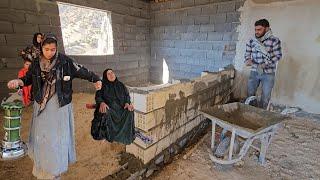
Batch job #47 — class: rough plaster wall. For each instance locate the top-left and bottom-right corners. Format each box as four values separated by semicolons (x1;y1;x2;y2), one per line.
234;0;320;113
150;0;244;83
0;0;150;100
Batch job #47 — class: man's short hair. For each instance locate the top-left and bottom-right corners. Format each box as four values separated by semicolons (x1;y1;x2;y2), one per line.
255;19;270;27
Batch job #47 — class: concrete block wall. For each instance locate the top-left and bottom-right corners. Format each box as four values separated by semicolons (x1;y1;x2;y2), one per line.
127;67;235;164
0;0;150;100
150;0;244;83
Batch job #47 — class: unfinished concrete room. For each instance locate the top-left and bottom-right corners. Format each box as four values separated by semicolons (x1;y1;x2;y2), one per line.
0;0;319;179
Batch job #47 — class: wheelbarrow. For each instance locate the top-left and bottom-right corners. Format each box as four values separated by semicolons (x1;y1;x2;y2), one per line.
199;102;288;166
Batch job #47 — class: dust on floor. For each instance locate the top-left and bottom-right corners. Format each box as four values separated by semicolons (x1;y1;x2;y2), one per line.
154;115;320;180
0;93;125;180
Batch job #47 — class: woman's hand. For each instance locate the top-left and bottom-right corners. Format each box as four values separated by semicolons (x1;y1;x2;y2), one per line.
94;81;102;90
7;79;24;89
124;103;134;111
99;102;109;113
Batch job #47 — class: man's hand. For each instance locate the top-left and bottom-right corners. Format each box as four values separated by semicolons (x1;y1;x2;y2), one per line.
124;103;134;111
99;102;109;113
7;79;24;89
94;81;102;90
245;59;253;66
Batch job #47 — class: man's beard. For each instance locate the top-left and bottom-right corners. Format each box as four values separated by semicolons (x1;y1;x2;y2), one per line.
255;30;267;38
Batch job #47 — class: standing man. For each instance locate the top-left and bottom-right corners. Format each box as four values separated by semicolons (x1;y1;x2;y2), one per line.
244;19;282;109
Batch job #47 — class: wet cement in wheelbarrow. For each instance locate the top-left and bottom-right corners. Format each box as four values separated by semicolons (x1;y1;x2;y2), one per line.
202;104;286;131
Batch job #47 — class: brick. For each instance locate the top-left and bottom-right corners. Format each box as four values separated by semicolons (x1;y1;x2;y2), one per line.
39;2;59;15
198;42;213;50
10;0;37;12
118;61;139;70
136;34;146;40
165;26;176;33
217;1;236;13
222;32;233;41
130;7;141;17
136;19;148;27
50;16;61;26
124;16;136;25
0;0;9;8
0;35;6;45
201;4;218;15
175;25;188;33
13;23;39;35
39;25;62;36
111;14;124;24
210;13;226;24
214;23;232;32
0;21;13;33
208;32;223;41
5;34;33;46
194;16;210;25
207;50;223;60
0;9;25;23
26;14;50;25
200;24;215;32
181;0;194;8
187;7;202;16
171;0;182;9
195;0;210;5
226;12;240;23
187;25;200;32
174;41;186;48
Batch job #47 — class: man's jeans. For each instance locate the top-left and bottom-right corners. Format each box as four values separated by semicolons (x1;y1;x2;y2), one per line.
247;71;275;109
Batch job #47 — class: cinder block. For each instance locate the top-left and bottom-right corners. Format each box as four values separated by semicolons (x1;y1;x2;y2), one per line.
111;14;124;24
201;4;218;15
208;32;223;41
0;9;25;23
217;1;236;13
0;46;19;58
129;68;234;113
126;116;205;164
187;25;200;33
39;25;62;36
171;0;182;9
39;2;59;15
124;16;136;25
214;23;232;32
223;32;234;41
206;50;223;60
200;24;215;32
0;0;9;8
0;35;6;45
26;14;50;25
182;17;194;25
194;16;210;25
50;16;61;26
182;0;195;8
10;0;37;12
174;41;186;48
210;13;226;24
165;26;176;34
187;7;202;16
130;7;141;17
13;23;39;35
5;34;33;46
195;0;210;5
226;12;240;23
0;21;13;33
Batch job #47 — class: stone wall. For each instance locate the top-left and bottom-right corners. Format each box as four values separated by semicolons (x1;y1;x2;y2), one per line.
150;0;244;83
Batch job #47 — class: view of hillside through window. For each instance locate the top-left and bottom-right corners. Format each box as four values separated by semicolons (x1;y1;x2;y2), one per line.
58;2;114;55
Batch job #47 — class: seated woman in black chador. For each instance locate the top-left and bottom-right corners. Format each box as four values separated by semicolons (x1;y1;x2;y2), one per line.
91;69;135;145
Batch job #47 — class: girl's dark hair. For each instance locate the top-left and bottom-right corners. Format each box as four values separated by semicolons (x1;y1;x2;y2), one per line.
32;33;43;47
42;38;57;47
24;59;32;63
255;19;270;28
